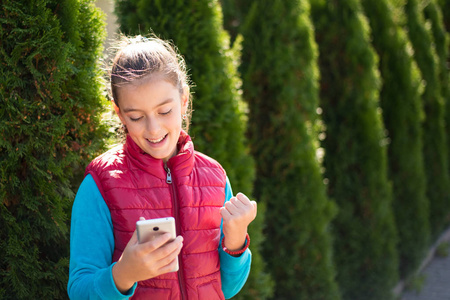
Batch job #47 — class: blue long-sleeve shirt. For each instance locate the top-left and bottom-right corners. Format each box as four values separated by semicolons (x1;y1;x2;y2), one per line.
68;174;251;299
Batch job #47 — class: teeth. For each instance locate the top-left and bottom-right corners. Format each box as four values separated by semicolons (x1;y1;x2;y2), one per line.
148;135;165;143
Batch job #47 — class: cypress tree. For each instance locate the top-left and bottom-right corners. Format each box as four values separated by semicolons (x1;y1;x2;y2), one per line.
423;0;450;188
436;0;449;32
404;0;450;238
220;0;243;43
0;0;107;298
114;1;273;298
360;0;429;278
309;0;399;299
230;1;340;299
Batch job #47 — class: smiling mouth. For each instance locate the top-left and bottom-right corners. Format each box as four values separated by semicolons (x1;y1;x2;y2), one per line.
147;134;167;144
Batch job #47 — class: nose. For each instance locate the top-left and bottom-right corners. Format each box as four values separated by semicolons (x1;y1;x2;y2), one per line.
145;116;161;135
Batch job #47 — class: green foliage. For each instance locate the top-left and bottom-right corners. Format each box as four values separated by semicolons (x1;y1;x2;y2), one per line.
436;241;450;257
220;0;245;44
237;198;275;300
435;0;449;32
404;273;426;293
309;0;399;299
224;0;340;299
114;0;273;298
360;0;429;277
404;0;450;238
0;0;107;298
423;0;450;196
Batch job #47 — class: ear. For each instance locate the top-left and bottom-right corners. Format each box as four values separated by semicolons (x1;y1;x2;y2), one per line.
112;100;126;125
181;85;190;115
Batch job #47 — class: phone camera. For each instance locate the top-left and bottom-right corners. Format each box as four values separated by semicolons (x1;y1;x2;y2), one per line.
153;226;159;231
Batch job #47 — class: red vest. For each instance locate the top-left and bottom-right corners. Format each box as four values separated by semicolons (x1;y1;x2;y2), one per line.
85;132;226;300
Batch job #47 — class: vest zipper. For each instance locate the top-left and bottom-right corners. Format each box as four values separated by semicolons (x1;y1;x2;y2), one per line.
164;165;187;300
166;166;172;184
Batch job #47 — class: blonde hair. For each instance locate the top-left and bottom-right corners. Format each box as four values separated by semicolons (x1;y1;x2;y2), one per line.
110;35;192;131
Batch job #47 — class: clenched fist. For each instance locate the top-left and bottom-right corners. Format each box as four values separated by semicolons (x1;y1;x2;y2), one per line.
220;193;257;253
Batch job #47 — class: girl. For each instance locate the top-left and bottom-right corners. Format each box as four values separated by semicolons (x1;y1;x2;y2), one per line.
67;35;257;299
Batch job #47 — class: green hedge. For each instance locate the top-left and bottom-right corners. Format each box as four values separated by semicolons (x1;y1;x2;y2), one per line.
0;0;107;298
404;0;450;238
309;0;399;299
436;0;449;32
423;0;450;190
360;0;429;278
234;1;340;299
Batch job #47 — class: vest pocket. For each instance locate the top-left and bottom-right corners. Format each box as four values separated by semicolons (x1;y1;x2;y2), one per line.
197;280;225;300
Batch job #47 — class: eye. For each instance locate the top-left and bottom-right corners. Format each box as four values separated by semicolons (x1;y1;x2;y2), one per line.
160;109;172;115
130;116;143;122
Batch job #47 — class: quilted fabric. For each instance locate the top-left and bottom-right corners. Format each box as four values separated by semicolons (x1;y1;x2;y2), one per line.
85;131;226;300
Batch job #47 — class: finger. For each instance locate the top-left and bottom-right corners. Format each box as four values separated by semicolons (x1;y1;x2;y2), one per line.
224;199;241;215
153;236;183;263
236;192;248;201
229;194;254;214
162;237;183;257
158;258;179;274
220;206;232;219
143;232;173;252
148;239;183;276
158;252;181;274
236;193;252;207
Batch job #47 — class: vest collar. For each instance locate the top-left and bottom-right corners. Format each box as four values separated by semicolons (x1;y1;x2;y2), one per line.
124;130;194;179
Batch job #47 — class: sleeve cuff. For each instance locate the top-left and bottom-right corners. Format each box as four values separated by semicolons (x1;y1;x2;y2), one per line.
219;247;252;274
94;263;137;299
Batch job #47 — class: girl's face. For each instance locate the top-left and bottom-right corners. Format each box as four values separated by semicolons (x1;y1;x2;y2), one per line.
114;78;189;162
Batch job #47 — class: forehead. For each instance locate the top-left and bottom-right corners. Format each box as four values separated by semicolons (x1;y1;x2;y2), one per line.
117;78;181;110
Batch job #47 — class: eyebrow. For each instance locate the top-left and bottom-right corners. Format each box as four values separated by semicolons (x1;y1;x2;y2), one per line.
122;98;174;113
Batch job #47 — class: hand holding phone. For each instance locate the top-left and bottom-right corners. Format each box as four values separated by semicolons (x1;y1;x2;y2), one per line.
136;217;179;272
112;217;182;293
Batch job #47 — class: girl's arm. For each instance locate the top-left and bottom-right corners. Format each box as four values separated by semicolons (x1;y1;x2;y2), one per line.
219;177;253;299
67;174;137;300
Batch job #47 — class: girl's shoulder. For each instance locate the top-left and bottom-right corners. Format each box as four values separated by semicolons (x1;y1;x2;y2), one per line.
87;143;126;172
194;151;225;174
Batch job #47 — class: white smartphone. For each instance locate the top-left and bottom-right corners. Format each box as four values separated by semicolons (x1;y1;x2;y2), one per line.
136;217;179;272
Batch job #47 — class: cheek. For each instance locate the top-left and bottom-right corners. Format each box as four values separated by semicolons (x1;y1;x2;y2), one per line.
162;113;180;128
125;121;144;135
170;114;183;130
